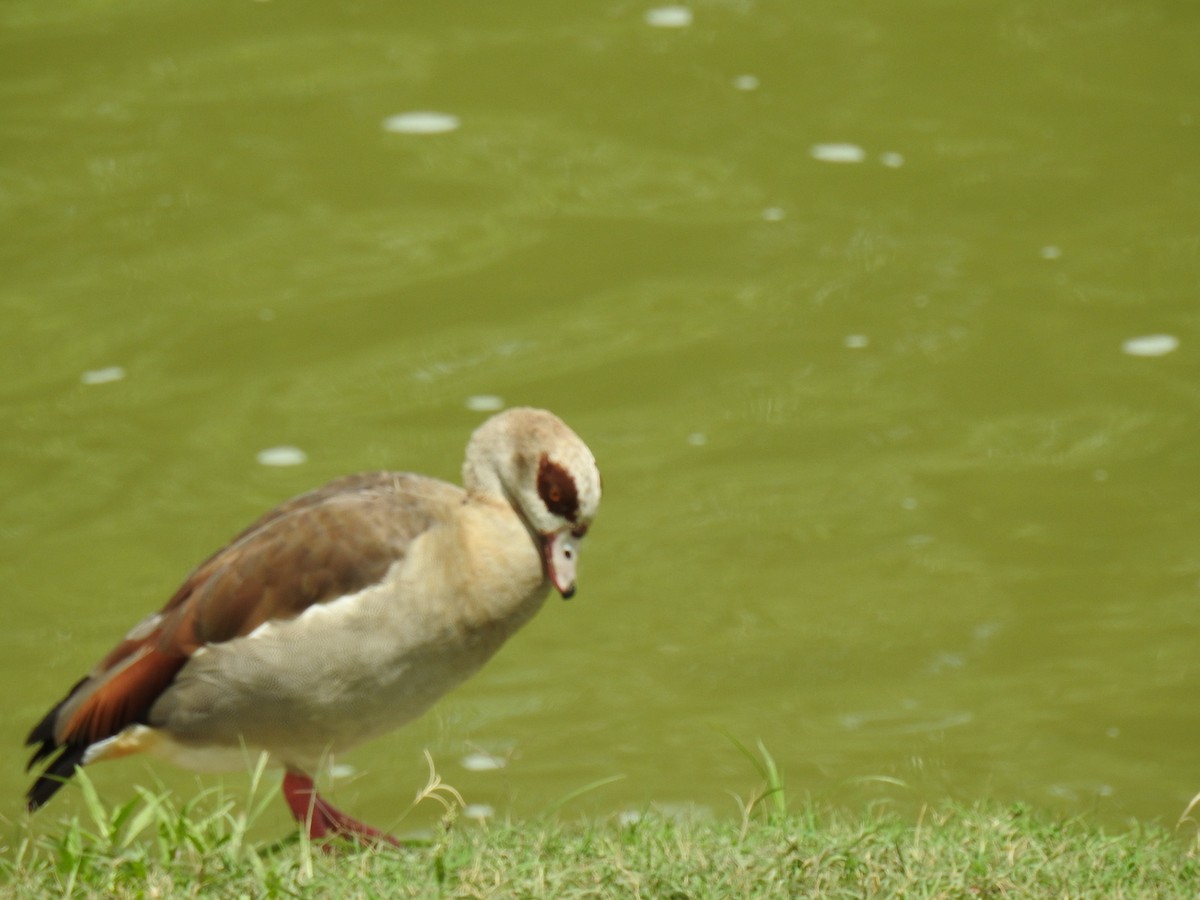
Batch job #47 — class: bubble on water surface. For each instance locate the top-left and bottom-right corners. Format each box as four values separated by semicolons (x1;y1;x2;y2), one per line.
686;432;707;447
843;334;869;349
810;143;866;163
1040;245;1062;260
461;752;506;772
382;111;461;134
973;621;1001;642
1121;334;1178;357
464;803;494;821
927;652;966;674
879;151;905;168
841;708;973;735
329;763;356;779
761;206;786;221
81;366;125;385
732;74;759;91
466;394;505;412
256;446;308;467
644;5;693;27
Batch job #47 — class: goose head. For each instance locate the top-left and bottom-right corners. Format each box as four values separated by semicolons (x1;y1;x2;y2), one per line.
464;407;601;598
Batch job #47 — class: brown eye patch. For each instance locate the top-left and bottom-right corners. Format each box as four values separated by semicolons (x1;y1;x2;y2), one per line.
537;455;580;522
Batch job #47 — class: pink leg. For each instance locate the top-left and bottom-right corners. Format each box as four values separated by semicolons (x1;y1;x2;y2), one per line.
282;770;401;847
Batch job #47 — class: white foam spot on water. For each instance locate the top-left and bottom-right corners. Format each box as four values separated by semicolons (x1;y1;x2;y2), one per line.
810;143;866;164
256;446;308;467
466;394;505;412
732;74;759;91
1121;334;1179;357
382;111;461;134
81;366;125;385
973;621;1001;642
843;334;870;349
687;432;707;447
461;751;506;772
761;206;786;222
1040;245;1063;260
464;803;495;821
329;763;356;779
927;652;966;674
644;5;693;27
879;151;905;168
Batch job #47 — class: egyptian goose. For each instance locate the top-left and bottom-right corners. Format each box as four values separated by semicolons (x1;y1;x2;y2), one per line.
25;407;601;844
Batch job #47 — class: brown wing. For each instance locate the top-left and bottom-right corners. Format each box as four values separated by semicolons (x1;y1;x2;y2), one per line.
25;472;446;809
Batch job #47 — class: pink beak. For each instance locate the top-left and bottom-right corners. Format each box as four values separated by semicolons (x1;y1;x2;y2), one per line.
542;531;581;599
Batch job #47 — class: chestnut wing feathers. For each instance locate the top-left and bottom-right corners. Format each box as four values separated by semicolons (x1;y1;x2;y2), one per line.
25;472;448;810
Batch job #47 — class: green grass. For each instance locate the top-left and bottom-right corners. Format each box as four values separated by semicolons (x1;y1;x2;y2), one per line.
5;795;1199;898
4;750;1200;898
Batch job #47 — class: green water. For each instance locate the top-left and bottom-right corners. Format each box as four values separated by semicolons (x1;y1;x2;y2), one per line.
3;1;1200;836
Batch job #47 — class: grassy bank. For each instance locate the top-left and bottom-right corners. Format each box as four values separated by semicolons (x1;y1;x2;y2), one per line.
3;777;1199;898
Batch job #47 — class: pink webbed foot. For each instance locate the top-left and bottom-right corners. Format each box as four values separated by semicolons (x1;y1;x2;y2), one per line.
282;770;401;848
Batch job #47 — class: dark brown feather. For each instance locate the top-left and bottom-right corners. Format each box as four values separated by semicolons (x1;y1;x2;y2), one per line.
537;456;580;523
26;743;87;811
